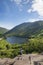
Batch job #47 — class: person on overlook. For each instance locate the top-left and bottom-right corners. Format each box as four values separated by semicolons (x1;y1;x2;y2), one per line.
19;48;23;55
29;55;31;65
17;48;24;60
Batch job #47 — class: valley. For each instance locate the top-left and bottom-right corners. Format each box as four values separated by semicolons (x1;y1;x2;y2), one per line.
0;21;43;65
0;0;43;64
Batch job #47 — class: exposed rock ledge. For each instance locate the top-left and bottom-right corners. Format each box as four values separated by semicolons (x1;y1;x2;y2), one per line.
0;54;43;65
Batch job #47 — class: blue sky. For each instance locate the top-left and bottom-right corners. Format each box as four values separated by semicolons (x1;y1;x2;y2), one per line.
0;0;43;29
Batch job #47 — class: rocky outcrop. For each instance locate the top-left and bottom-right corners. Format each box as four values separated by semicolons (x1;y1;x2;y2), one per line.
0;54;43;65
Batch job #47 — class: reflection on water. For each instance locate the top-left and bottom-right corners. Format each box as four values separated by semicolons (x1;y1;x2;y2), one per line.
6;36;28;44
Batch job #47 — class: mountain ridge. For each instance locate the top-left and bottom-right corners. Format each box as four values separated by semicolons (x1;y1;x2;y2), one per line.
4;20;43;37
0;27;8;37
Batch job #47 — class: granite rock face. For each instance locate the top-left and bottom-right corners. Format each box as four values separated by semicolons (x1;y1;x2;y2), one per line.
0;54;43;65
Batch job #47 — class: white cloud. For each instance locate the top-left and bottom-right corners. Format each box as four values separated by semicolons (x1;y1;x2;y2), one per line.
22;0;29;4
26;18;40;22
28;0;43;16
10;0;30;11
10;0;22;5
29;19;37;22
10;0;29;4
27;9;32;13
14;0;22;4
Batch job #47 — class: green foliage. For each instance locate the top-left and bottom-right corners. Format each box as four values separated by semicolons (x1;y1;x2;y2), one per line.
0;39;19;58
0;27;8;34
0;27;8;38
0;21;43;58
0;40;11;50
0;37;43;58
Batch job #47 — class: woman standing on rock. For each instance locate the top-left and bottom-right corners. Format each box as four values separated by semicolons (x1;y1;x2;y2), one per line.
17;48;23;60
29;56;31;65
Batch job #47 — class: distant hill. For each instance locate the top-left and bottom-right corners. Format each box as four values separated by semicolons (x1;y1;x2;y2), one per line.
0;27;8;37
4;20;43;37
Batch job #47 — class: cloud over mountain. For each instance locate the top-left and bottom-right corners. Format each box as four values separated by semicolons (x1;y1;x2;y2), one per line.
28;0;43;16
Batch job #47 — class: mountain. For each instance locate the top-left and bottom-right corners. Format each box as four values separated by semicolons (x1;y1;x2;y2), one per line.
0;27;8;37
4;20;43;38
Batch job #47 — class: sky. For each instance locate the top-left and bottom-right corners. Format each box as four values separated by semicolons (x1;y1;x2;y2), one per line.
0;0;43;29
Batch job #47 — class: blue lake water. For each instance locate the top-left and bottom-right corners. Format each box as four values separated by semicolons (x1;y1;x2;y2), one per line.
6;36;28;44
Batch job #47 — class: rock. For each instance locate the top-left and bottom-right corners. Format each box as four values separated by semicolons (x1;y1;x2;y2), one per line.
0;54;43;65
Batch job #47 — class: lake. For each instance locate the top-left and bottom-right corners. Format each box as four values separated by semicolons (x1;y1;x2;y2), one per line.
6;36;28;44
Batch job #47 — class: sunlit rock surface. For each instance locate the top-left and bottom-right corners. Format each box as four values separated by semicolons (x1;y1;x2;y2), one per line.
0;54;43;65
